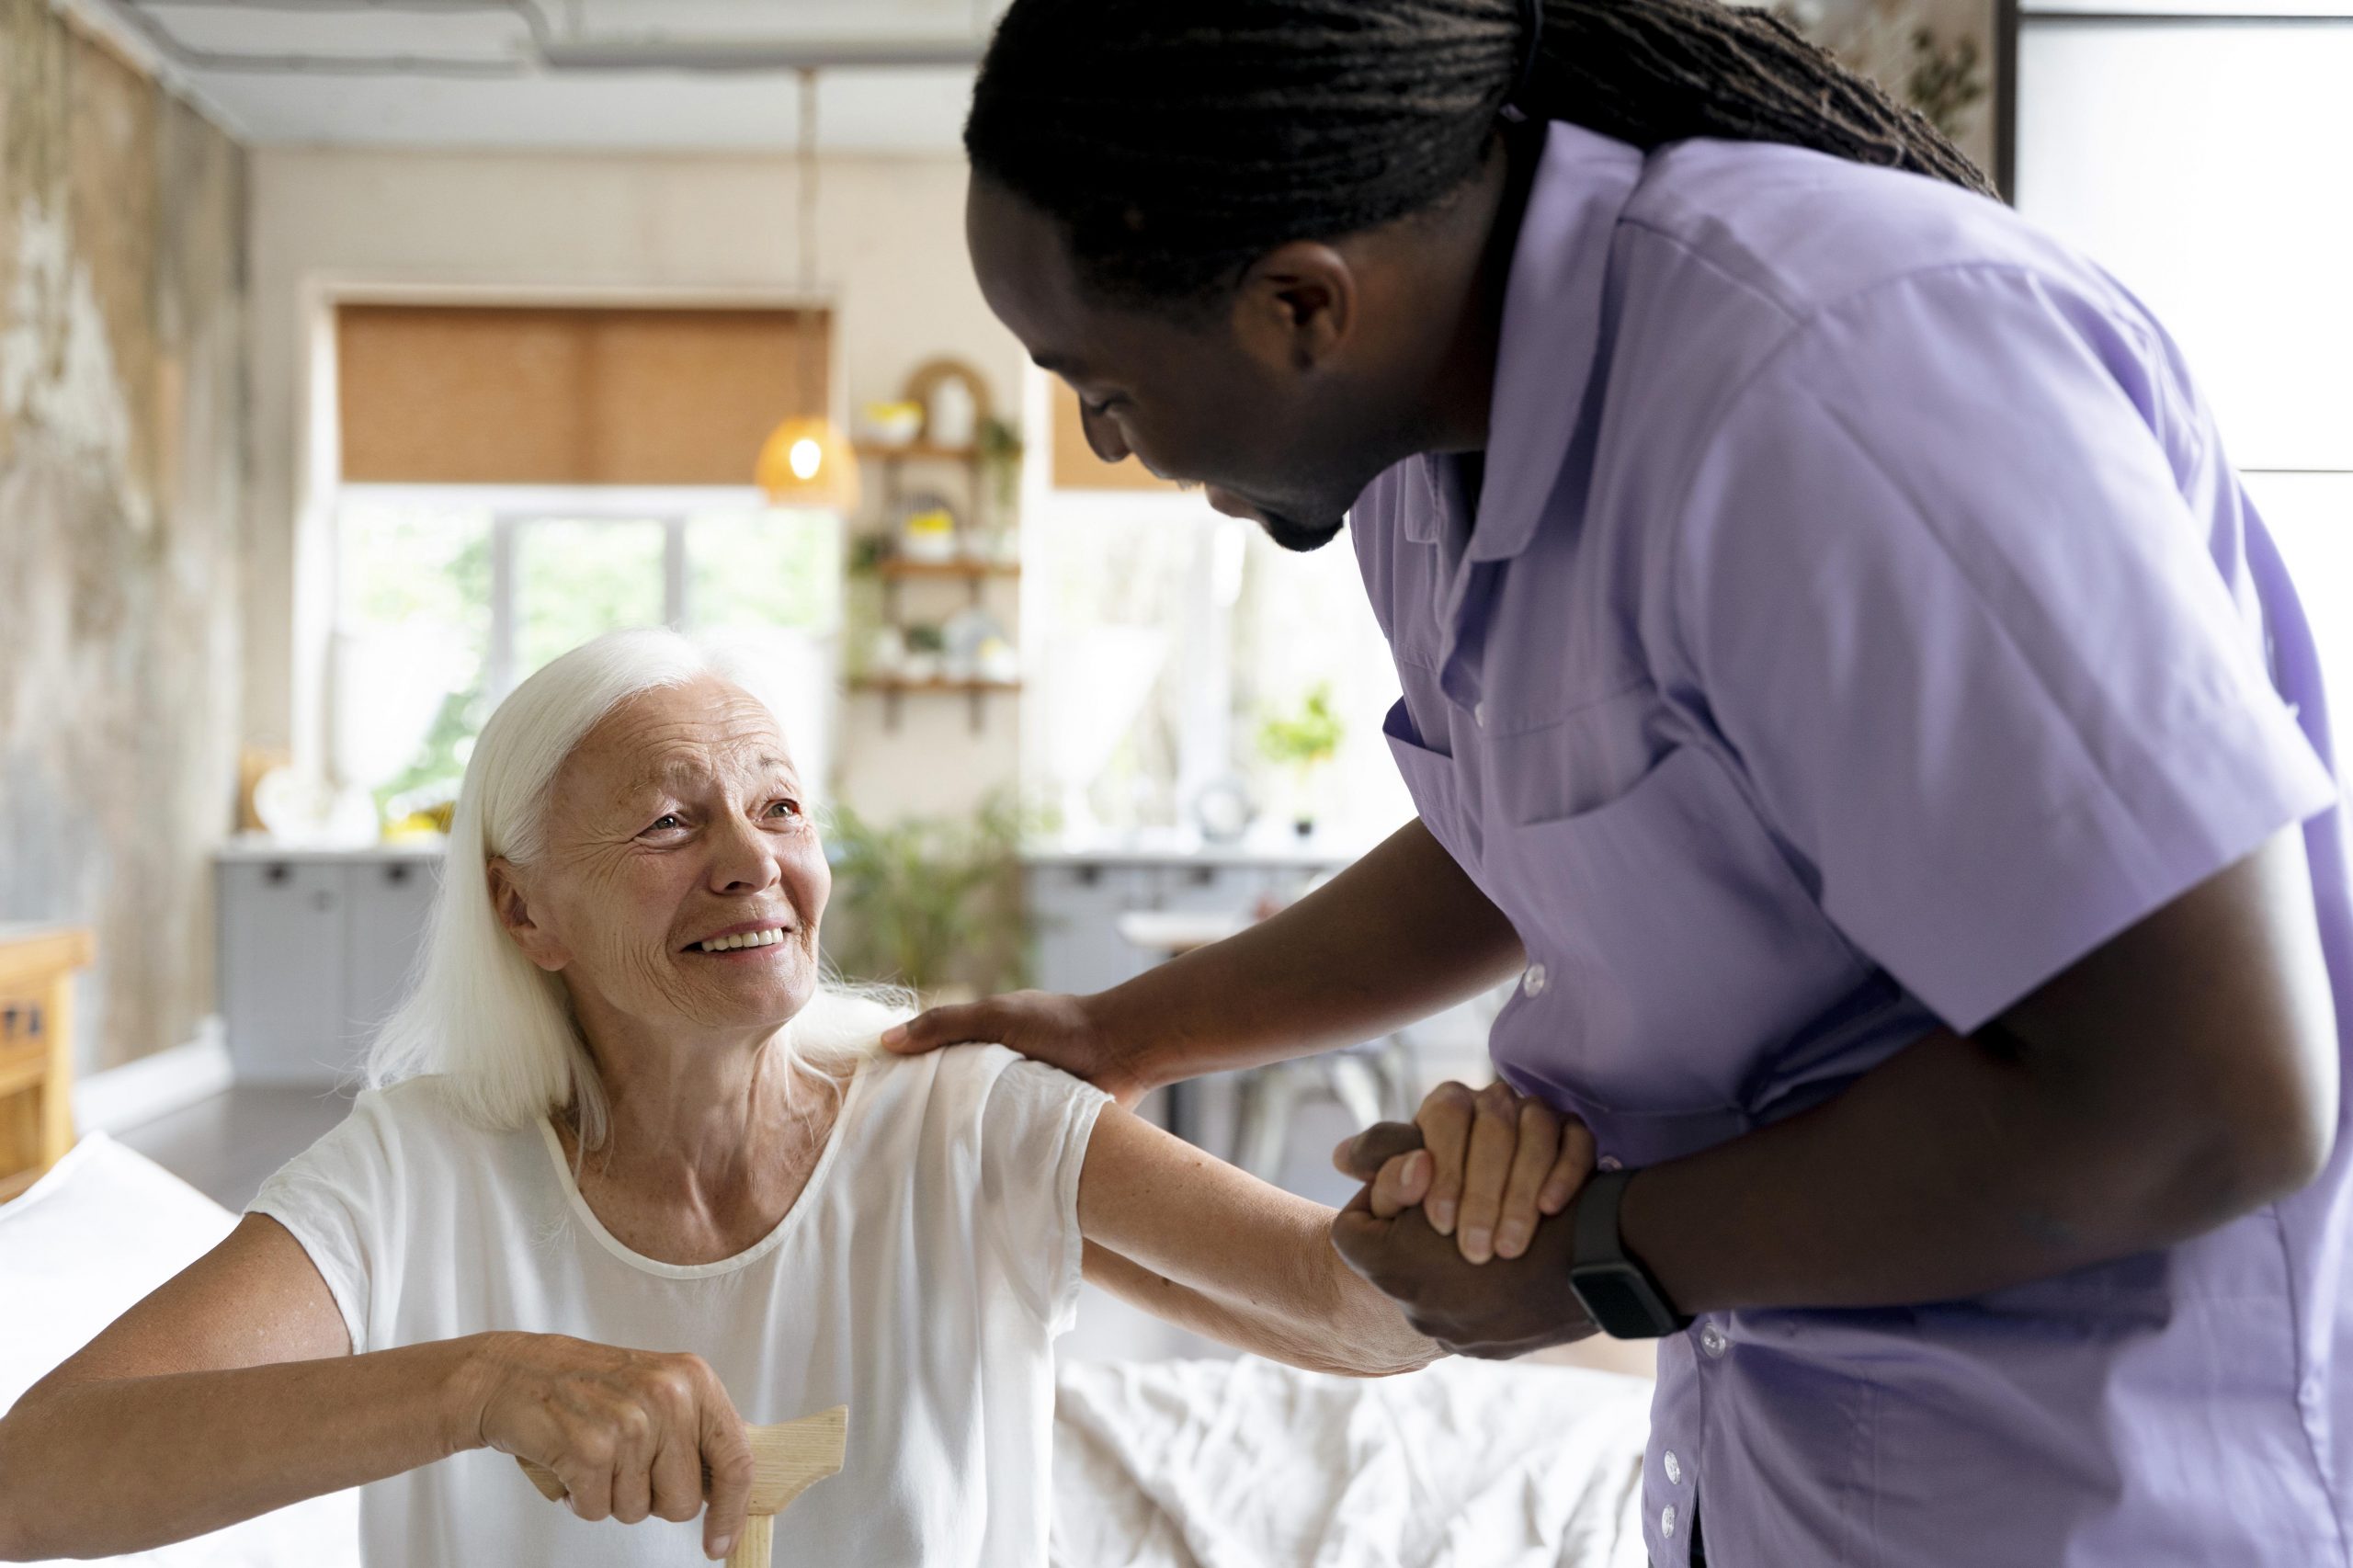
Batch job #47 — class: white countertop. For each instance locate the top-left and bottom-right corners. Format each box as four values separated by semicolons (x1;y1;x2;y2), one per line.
1020;829;1369;869
216;835;446;862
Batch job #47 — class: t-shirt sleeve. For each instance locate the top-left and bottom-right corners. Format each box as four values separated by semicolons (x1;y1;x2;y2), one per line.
245;1089;407;1355
975;1051;1111;1336
1675;264;2337;1033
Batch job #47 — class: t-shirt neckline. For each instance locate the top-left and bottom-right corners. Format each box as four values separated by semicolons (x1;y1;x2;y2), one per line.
536;1062;870;1280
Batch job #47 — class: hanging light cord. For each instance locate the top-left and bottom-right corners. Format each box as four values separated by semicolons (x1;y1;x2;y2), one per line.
796;66;820;419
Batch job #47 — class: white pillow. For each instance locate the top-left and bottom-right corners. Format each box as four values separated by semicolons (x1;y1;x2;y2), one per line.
0;1132;362;1567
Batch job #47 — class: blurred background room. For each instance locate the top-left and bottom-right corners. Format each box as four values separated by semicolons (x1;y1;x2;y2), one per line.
0;0;2347;1559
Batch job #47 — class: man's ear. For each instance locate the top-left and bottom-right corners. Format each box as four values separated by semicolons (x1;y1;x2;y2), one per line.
486;857;568;972
1230;241;1357;375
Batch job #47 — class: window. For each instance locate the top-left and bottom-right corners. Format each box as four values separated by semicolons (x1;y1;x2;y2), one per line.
334;486;842;821
1024;372;1414;850
2013;3;2353;778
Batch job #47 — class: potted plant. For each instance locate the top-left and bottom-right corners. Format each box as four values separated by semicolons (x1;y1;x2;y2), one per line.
975;415;1025;535
1257;683;1345;838
822;792;1039;1005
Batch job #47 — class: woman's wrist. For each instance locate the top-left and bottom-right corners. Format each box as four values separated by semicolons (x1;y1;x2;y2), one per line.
434;1333;512;1459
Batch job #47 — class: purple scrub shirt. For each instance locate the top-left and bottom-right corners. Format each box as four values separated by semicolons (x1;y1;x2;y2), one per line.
1351;121;2353;1566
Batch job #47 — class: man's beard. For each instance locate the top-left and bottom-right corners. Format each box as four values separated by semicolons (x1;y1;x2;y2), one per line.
1258;507;1346;553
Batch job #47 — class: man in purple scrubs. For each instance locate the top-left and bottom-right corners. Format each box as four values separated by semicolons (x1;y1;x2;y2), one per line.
899;0;2353;1562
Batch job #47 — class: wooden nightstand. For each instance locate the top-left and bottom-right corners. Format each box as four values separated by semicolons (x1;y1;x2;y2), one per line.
0;926;94;1201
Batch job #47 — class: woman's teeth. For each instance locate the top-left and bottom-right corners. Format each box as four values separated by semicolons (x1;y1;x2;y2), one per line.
698;928;787;953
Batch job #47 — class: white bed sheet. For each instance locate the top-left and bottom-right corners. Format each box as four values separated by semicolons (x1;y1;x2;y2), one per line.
1052;1356;1654;1568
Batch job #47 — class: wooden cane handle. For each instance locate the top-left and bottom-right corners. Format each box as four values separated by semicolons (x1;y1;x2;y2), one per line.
727;1510;776;1568
514;1403;847;1561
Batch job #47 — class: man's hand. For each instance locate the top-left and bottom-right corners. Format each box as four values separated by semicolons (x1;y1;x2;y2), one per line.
1329;1189;1596;1359
880;989;1152;1106
1334;1081;1594;1262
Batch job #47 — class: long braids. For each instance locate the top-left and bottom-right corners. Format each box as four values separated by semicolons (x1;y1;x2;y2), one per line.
965;0;1995;305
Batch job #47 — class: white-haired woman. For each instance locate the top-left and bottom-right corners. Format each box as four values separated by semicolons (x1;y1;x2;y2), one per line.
0;630;1581;1566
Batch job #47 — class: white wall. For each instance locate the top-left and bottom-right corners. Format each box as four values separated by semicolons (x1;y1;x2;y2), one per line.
244;145;1027;823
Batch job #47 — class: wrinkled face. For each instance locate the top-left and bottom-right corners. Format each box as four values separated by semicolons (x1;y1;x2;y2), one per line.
494;676;828;1041
966;176;1389;553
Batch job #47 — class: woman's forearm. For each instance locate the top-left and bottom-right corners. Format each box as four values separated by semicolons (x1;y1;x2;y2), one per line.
1083;1238;1437;1377
1101;818;1524;1090
1076;1106;1438;1376
0;1337;487;1561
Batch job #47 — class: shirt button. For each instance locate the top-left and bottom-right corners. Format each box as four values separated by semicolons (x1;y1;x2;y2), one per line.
1523;962;1548;996
1699;1324;1729;1358
1597;1153;1623;1172
1664;1450;1683;1485
1661;1504;1677;1539
1473;701;1488;728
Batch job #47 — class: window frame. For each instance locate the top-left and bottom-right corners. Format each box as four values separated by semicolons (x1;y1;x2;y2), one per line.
336;481;789;701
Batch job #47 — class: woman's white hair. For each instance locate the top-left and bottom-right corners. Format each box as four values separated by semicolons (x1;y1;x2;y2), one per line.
368;627;904;1147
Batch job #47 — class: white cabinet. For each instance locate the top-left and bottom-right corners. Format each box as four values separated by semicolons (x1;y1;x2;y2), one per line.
216;849;443;1084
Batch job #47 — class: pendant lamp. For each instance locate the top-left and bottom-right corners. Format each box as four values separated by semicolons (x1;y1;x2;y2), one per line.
756;68;858;510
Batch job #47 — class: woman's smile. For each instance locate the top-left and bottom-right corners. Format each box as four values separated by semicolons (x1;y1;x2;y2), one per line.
684;921;798;957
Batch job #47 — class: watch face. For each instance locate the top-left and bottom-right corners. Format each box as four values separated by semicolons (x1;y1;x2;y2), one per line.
1570;1262;1677;1339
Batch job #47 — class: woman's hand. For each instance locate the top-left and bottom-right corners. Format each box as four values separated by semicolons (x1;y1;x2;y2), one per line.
881;989;1151;1106
1333;1081;1594;1265
461;1332;757;1562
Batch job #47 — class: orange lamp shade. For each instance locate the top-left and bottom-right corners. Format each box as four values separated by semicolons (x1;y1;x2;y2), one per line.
756;415;860;511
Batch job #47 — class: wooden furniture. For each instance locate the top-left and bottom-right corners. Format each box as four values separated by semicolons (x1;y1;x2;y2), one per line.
518;1405;847;1568
0;926;94;1201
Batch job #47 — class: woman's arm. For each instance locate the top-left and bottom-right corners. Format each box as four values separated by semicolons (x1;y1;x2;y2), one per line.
0;1214;467;1559
0;1216;758;1562
1075;1106;1441;1377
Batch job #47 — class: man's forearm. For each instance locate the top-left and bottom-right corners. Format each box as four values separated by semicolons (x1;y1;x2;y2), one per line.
1102;818;1525;1089
1626;834;2338;1318
1626;1020;2311;1318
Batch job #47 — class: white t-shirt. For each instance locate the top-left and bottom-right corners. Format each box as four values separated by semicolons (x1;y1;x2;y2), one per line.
247;1043;1108;1567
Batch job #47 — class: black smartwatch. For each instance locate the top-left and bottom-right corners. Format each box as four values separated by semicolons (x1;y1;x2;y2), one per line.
1566;1169;1692;1339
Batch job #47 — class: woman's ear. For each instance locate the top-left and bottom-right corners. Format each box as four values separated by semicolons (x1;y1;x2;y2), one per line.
487;857;568;972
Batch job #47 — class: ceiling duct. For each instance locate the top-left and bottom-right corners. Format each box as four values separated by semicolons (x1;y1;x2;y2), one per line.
95;0;986;77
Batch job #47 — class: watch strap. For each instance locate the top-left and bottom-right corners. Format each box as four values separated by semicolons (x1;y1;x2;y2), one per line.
1567;1168;1693;1339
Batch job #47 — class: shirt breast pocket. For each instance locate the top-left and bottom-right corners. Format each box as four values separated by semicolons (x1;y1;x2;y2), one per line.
1495;743;1869;1115
1383;696;1479;866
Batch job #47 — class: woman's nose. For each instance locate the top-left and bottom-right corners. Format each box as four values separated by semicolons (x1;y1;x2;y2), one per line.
706;817;782;893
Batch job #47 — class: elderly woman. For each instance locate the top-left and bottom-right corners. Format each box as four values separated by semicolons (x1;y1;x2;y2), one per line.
0;630;1568;1567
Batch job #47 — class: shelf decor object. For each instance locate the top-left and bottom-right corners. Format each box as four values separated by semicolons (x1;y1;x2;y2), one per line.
755;67;858;513
520;1404;847;1568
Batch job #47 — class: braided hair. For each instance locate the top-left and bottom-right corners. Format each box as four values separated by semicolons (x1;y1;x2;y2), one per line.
965;0;1995;307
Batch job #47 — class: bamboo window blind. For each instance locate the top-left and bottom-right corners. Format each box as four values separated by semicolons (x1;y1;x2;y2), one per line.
335;304;830;486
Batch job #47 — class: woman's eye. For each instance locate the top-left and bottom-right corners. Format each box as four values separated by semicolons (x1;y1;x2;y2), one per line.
767;799;803;820
646;813;684;833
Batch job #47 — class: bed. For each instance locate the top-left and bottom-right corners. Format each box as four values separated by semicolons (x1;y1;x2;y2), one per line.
0;1134;1653;1567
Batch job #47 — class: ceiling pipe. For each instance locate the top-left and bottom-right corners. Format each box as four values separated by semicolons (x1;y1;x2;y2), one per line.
540;38;985;72
103;0;985;76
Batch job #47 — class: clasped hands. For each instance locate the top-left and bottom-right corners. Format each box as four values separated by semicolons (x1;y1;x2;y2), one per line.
1328;1081;1603;1358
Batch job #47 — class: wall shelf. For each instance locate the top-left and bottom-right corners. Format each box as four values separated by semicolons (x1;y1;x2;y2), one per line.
870;556;1018;613
853;441;979;463
875;558;1018;578
849;676;1021;734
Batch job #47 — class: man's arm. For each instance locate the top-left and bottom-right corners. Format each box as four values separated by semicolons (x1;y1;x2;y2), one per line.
1336;827;2339;1348
888;817;1525;1099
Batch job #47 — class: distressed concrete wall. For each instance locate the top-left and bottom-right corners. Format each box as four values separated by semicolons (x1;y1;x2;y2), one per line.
0;0;246;1073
